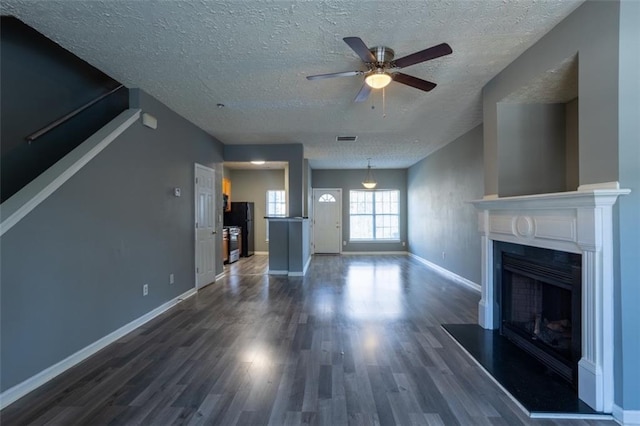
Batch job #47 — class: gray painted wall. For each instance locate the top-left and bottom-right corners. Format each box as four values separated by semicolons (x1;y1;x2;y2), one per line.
311;169;407;252
484;0;639;410
497;103;566;196
616;0;640;410
484;1;620;195
223;144;304;216
565;99;579;191
407;125;484;285
227;168;285;253
0;90;224;392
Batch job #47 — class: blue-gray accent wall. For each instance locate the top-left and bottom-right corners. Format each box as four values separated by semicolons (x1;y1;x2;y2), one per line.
616;0;640;410
0;90;224;392
407;125;484;285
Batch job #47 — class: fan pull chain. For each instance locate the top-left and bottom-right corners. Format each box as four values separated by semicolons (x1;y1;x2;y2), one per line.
382;87;386;118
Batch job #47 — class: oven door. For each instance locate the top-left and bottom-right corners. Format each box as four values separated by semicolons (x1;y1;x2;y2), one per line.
228;229;240;263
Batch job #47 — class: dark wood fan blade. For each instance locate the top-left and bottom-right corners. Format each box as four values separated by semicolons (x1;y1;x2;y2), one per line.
392;73;437;92
354;83;372;103
392;43;452;68
307;71;362;80
343;37;376;63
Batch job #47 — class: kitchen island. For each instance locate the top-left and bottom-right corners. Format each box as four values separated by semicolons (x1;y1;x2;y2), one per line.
265;216;310;276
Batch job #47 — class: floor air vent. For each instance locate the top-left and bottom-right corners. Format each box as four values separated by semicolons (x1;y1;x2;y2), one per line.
336;136;357;142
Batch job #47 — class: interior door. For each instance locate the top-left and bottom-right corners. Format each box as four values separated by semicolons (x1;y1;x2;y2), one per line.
195;164;216;288
313;188;342;254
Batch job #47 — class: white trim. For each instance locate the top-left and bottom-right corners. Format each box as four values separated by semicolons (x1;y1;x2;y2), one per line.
340;251;408;255
529;413;614;420
268;269;288;275
0;287;196;410
253;251;269;255
0;109;141;236
409;253;481;292
613;404;640;425
194;163;216;290
215;271;226;281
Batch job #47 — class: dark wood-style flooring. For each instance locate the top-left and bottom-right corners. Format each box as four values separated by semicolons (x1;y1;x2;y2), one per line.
1;254;616;425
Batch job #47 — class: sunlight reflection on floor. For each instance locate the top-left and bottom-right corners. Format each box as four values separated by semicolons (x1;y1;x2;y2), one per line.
344;262;402;321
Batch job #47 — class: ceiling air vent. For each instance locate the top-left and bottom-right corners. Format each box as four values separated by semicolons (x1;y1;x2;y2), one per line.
336;136;357;142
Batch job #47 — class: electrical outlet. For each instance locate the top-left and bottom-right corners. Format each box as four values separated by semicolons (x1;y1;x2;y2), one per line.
343;241;347;246
402;241;406;247
169;274;174;285
143;284;149;296
442;251;446;260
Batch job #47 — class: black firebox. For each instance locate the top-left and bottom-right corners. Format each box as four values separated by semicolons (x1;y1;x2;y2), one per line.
496;243;582;388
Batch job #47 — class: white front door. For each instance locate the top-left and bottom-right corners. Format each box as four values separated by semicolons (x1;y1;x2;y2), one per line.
313;188;342;254
195;164;216;288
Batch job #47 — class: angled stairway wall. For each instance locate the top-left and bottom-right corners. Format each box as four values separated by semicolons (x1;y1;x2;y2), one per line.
1;16;129;204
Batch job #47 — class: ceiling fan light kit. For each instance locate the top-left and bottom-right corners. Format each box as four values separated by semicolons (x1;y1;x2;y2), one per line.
307;37;452;103
365;70;392;89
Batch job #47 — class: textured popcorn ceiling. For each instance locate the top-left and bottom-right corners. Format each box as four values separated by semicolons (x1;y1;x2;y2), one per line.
3;0;583;169
501;55;578;103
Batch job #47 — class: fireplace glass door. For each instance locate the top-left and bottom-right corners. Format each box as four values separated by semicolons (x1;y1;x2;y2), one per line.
500;249;581;387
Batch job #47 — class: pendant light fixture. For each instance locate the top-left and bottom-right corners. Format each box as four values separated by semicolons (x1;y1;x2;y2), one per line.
362;158;377;189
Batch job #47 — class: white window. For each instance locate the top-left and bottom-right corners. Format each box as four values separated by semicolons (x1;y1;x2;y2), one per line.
266;190;286;240
267;190;286;216
349;190;400;241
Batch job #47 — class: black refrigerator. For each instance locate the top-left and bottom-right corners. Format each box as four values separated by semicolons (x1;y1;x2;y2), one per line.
224;202;254;257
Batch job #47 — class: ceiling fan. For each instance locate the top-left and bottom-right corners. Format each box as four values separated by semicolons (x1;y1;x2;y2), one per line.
307;37;452;102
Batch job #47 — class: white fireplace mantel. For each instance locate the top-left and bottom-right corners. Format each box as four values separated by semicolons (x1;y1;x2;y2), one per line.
470;183;630;413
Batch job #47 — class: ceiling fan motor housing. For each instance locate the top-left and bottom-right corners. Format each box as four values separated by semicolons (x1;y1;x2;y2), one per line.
369;46;395;66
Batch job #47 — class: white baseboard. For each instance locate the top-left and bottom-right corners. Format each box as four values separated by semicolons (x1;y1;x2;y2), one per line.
268;269;288;275
215;271;226;281
408;253;481;292
0;287;196;410
340;251;409;255
253;251;269;255
613;404;640;425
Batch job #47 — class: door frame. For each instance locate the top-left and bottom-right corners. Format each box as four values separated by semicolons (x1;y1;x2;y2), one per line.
194;163;217;289
312;188;342;254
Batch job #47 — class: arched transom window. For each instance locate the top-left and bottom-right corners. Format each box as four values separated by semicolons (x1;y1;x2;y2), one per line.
318;194;336;203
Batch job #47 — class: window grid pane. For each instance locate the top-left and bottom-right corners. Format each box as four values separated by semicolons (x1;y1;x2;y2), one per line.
349;190;399;241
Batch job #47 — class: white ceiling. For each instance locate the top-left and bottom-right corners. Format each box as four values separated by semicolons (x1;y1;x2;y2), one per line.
2;0;583;169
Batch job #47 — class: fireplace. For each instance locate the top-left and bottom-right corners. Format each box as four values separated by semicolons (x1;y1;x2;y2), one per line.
497;243;581;386
470;183;630;412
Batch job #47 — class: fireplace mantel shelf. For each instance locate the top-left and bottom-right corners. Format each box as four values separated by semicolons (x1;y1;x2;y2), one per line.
470;182;630;414
470;187;630;211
